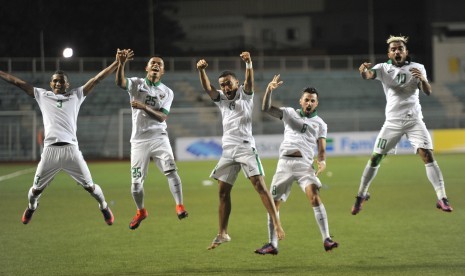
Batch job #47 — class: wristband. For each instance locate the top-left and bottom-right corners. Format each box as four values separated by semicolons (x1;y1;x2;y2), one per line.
318;160;326;165
246;62;253;69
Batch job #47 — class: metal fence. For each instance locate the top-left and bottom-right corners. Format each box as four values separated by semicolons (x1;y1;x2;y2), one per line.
0;55;388;75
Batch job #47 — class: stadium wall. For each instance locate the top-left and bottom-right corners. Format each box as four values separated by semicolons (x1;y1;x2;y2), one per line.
175;129;465;161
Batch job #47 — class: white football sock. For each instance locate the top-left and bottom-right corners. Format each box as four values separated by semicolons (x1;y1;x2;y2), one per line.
358;162;379;196
267;211;279;248
425;161;447;199
27;187;41;210
313;204;330;241
131;182;145;210
90;184;107;210
167;171;183;205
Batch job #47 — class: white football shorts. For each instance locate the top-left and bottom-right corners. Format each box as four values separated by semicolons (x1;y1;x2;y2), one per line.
210;143;265;185
270;157;321;202
130;135;177;185
374;119;433;154
33;144;94;190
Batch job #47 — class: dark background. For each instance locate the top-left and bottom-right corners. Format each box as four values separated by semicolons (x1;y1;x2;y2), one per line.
1;0;464;63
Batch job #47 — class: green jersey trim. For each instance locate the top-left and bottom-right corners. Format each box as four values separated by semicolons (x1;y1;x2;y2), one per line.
145;78;161;87
160;108;169;115
298;108;318;118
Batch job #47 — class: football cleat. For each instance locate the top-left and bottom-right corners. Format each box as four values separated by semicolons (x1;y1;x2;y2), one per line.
436;198;453;212
351;193;371;215
176;204;189;220
207;234;231;250
254;243;278;255
21;207;36;224
129;208;148;230
324;237;339;252
101;207;114;225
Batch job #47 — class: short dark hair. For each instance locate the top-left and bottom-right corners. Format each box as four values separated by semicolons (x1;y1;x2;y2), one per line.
302;87;319;98
51;70;69;81
150;55;164;61
218;70;237;80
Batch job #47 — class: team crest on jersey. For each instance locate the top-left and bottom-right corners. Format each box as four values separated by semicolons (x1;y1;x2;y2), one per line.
228;102;236;110
160;94;166;100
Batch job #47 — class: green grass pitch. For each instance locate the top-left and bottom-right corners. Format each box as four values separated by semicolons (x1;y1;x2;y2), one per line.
0;154;464;275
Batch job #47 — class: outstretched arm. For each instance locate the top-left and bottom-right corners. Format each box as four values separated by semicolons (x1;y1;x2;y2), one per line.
315;138;327;176
262;74;284;119
359;62;375;80
240;51;254;94
83;51;125;96
115;48;134;91
0;71;34;97
196;59;219;100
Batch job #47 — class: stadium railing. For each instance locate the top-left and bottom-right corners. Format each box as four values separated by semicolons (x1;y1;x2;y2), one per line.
0;55;389;75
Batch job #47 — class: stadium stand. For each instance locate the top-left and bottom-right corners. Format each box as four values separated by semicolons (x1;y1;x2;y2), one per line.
0;71;458;160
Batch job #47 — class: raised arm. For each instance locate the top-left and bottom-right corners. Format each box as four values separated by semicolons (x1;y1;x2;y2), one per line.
240;51;254;94
0;70;34;97
261;74;284;119
359;62;375;80
83;50;132;96
315;138;327;176
196;59;219;100
116;48;134;91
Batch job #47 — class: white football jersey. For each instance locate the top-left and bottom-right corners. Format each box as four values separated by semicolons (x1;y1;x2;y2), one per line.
372;60;426;120
279;107;327;162
214;85;255;147
34;87;85;146
126;77;174;143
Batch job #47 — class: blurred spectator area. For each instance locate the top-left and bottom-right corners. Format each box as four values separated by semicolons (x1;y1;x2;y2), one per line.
1;56;464;160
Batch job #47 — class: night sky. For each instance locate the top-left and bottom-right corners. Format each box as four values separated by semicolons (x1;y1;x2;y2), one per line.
1;0;465;60
0;0;181;58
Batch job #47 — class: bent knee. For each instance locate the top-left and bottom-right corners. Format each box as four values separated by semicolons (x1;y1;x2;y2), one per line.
418;148;434;163
131;182;143;193
370;153;385;167
306;184;321;206
83;185;95;193
164;169;176;176
32;188;44;196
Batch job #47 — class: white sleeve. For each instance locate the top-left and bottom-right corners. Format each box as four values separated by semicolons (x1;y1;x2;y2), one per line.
126;77;140;97
372;63;384;82
160;89;174;112
319;120;328;139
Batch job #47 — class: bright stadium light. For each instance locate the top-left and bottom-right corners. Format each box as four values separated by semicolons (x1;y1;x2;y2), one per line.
63;48;73;58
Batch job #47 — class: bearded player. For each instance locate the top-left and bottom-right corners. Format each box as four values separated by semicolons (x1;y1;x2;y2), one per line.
351;35;453;215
